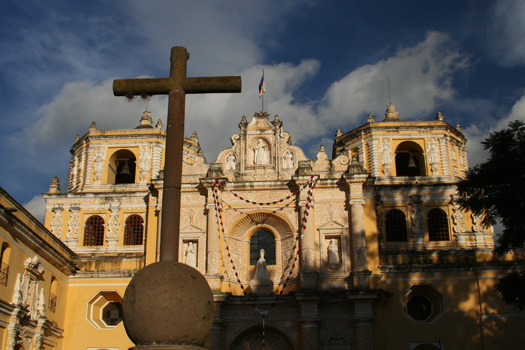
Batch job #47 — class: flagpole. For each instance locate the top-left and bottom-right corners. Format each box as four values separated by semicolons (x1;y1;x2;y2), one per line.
261;69;264;112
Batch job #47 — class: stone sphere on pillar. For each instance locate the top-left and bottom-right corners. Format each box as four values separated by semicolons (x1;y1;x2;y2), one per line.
122;261;214;346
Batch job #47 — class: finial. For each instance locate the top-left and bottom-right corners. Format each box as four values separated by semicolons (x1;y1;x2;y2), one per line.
89;121;97;132
456;124;462;131
156;119;163;129
436;111;444;121
367;113;375;123
74;134;80;143
335;128;342;137
139;110;153;127
49;177;60;194
384;103;400;121
191;131;198;140
317;145;328;160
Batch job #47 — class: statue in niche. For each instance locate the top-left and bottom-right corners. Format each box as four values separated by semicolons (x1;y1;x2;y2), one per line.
250;249;273;294
327;239;340;265
380;139;393;175
226;153;236;171
185;242;197;267
254;139;269;165
283;150;294;169
427;138;440;174
253;249;271;281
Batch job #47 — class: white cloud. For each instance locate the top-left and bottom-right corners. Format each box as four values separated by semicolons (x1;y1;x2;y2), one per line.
18;78;168;154
15;31;472;171
487;0;525;67
125;1;310;75
463;93;525;166
23;195;46;223
318;32;469;132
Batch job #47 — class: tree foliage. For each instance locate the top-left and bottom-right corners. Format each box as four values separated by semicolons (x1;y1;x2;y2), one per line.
457;120;525;311
494;270;525;311
457;120;525;255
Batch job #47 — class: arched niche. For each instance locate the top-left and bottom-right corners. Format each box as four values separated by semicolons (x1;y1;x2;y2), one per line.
394;141;426;176
229;325;295;350
107;149;137;184
228;211;295;281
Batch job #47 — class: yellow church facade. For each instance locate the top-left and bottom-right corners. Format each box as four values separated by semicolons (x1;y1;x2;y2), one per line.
0;104;522;349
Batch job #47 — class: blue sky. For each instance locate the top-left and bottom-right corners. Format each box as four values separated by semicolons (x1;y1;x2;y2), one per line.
1;0;525;221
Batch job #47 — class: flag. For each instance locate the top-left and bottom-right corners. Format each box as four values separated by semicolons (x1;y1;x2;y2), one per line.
258;74;265;99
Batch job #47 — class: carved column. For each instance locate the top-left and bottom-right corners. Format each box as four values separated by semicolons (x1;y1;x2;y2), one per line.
202;178;225;292
450;195;467;246
65;205;80;249
203;294;227;350
410;195;425;245
106;201;120;252
354;302;374;350
297;294;320;350
345;173;371;289
296;176;318;289
439;136;451;176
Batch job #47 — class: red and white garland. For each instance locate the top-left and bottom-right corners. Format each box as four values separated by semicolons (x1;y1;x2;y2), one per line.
212;176;317;349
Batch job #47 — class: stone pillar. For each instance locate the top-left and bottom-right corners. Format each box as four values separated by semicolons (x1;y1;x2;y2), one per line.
354;302;374;350
297;294;320;350
410;195;425;245
202;178;225;292
203;294;227;350
345;173;371;289
296;176;318;289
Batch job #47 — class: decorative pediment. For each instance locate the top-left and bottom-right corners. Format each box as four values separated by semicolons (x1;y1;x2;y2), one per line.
180;224;204;233
318;220;347;231
214;112;309;180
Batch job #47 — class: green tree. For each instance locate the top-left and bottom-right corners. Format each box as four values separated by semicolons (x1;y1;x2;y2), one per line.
457;120;525;311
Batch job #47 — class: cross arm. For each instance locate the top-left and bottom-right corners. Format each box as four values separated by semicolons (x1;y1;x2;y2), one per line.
183;76;241;94
113;76;241;97
113;78;172;97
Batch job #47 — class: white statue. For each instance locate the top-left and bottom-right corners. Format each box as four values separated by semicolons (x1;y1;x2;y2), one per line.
185;242;197;267
254;139;268;165
253;249;271;281
379;139;393;175
283;150;294;169
427;138;440;174
226;153;236;171
327;239;339;265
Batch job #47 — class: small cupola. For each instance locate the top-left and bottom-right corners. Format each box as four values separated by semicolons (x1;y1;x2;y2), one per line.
136;110;153;129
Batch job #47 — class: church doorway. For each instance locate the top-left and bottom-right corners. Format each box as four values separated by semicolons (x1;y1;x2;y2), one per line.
229;326;295;350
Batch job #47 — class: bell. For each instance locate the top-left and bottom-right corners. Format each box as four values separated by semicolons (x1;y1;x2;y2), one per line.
407;154;417;169
119;160;131;176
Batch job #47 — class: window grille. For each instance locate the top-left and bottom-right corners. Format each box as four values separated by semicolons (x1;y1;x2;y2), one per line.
0;262;8;286
124;215;144;245
84;215;105;246
250;230;276;265
385;209;408;241
48;292;57;312
428;209;450;241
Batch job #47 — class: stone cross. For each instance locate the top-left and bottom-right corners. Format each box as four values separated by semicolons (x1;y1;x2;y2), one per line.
113;46;241;262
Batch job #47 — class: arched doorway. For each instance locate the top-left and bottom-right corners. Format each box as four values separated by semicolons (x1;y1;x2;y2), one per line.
229;326;295;350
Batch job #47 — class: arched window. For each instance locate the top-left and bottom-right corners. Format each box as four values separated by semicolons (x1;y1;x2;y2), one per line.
250;230;276;265
0;243;10;286
124;215;144;245
107;150;136;184
84;215;105;246
385;209;408;241
49;277;58;312
427;208;450;241
395;141;426;176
